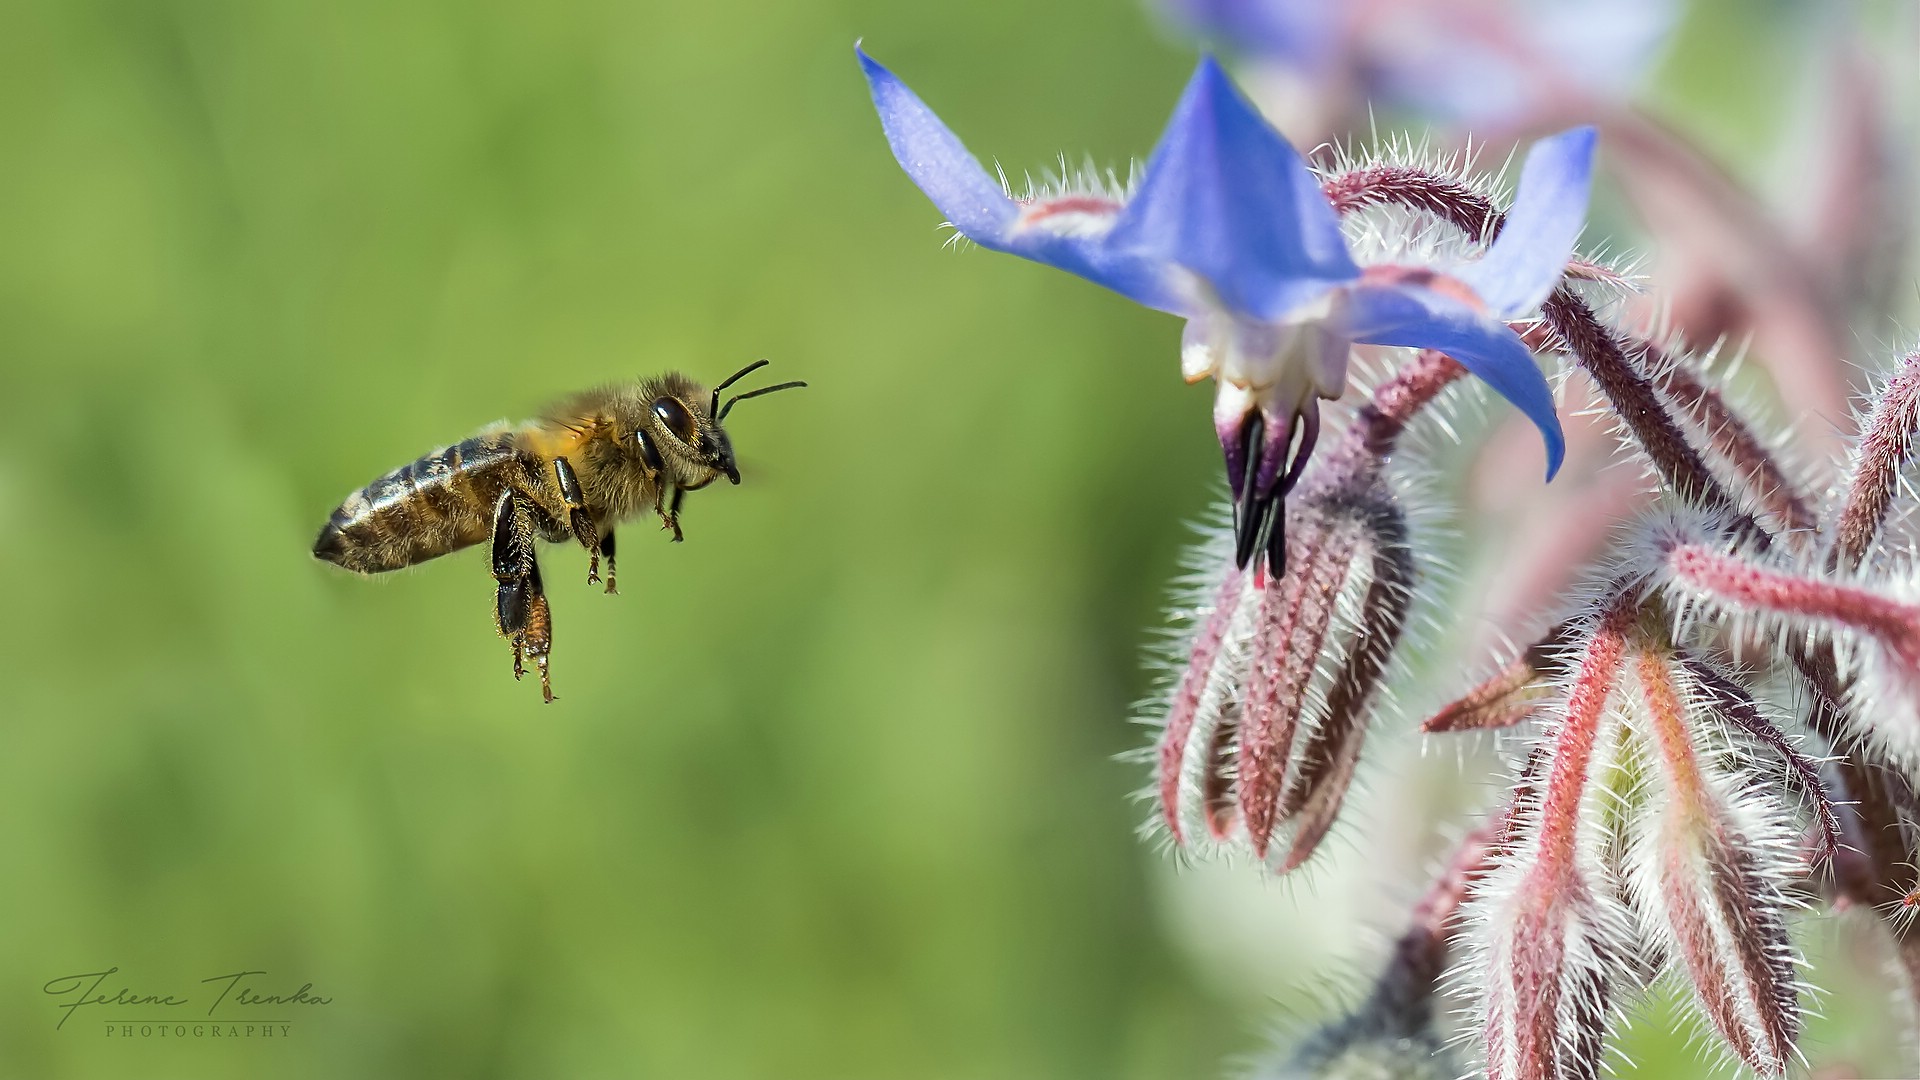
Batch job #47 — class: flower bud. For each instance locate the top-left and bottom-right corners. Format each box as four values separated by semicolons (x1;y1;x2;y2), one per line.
1622;642;1802;1077
1155;486;1411;871
1471;601;1635;1080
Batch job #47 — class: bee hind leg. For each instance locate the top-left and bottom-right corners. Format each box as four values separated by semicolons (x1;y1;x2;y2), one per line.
491;490;555;703
600;529;616;595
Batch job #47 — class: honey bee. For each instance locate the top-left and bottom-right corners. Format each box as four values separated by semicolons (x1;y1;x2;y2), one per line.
313;361;805;701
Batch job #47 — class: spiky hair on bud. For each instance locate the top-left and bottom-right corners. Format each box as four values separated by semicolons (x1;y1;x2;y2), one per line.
1422;623;1571;734
1616;634;1807;1078
1618;495;1742;565
1451;543;1834;1076
1317;133;1639;301
1317;136;1506;291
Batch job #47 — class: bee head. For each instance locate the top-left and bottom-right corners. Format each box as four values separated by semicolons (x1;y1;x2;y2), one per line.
630;362;804;490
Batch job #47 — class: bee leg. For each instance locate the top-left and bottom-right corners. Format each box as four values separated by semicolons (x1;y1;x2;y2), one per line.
491;490;556;703
553;456;603;585
575;513;602;585
600;529;617;595
657;487;686;543
525;584;554;703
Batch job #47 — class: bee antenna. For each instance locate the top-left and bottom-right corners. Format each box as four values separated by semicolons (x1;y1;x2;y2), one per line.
709;359;772;418
718;381;807;421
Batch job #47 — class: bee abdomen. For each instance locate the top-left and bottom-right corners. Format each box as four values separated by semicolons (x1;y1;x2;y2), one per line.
314;434;522;573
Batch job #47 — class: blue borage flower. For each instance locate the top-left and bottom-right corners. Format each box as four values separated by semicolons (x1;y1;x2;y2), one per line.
859;47;1594;571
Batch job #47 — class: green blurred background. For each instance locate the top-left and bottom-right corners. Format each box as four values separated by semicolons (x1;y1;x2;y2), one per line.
0;0;1904;1077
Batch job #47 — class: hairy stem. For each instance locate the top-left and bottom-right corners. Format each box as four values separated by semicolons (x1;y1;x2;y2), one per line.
1832;350;1920;570
1303;349;1466;497
1368;818;1500;1033
1634;339;1819;540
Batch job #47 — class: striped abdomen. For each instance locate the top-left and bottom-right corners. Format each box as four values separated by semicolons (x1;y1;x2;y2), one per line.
314;433;542;574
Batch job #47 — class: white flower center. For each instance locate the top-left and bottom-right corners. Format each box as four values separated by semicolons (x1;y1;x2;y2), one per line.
1180;296;1352;420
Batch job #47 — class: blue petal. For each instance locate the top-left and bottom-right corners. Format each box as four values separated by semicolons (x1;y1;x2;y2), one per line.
1455;126;1597;318
1007;231;1193;315
858;47;1189;315
1344;283;1565;479
858;47;1018;242
1109;57;1358;322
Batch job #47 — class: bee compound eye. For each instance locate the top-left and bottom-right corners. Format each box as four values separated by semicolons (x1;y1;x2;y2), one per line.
651;397;698;445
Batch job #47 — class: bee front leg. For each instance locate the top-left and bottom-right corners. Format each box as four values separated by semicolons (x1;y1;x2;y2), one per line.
553;456;603;585
491;490;555;703
656;487;686;543
599;529;617;595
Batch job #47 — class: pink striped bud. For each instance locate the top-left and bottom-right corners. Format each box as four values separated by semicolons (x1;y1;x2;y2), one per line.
1423;625;1568;733
1152;352;1459;871
1471;600;1636;1080
1623;642;1803;1077
1467;581;1820;1076
1153;490;1412;871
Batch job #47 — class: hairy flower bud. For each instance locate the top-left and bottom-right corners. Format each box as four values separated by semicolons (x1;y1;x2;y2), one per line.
1423;625;1569;733
1470;601;1636;1080
1463;582;1820;1077
1622;642;1803;1077
1152;353;1458;870
1831;349;1920;571
1155;487;1412;870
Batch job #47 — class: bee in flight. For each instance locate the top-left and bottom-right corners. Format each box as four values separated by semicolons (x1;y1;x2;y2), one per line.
313;361;805;702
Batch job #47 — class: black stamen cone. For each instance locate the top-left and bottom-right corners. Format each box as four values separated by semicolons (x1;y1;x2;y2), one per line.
1261;408;1316;579
1233;412;1268;570
1264;500;1287;578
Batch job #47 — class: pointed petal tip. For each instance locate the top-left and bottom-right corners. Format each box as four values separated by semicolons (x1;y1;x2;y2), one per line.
1533;124;1599;202
1456;125;1600;318
854;42;889;85
1114;49;1359;320
1183;55;1258;143
1528;124;1599;182
1547;124;1600;158
854;47;1020;246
